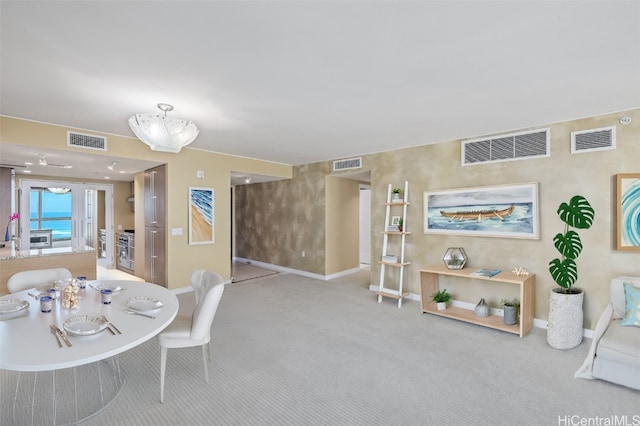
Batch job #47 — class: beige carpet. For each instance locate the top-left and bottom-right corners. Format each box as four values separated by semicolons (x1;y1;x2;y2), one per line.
3;270;637;425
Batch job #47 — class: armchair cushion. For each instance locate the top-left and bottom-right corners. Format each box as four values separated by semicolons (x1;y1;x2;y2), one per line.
575;276;640;390
620;283;640;327
596;319;640;368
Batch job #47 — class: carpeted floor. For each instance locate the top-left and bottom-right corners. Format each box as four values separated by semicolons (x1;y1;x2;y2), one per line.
5;270;637;425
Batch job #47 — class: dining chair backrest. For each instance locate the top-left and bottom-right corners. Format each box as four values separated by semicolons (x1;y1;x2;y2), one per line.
7;268;73;293
190;270;224;341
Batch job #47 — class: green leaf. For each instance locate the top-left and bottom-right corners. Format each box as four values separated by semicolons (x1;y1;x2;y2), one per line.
552;230;582;259
548;258;578;289
557;195;595;230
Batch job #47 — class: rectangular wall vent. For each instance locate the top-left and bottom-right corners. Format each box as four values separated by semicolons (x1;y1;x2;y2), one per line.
571;126;615;154
333;157;362;171
462;128;550;166
67;131;107;151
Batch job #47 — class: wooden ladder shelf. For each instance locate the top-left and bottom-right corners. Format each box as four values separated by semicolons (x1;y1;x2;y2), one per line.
377;181;410;308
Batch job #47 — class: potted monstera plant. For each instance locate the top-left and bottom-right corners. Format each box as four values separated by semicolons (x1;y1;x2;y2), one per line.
547;195;595;350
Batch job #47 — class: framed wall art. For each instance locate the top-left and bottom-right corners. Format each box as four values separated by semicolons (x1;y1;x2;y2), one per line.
423;182;539;239
616;173;640;251
189;187;214;245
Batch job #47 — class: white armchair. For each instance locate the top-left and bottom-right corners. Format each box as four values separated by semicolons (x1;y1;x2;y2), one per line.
575;276;640;390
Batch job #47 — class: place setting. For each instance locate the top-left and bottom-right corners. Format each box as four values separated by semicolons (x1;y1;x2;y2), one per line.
0;298;30;321
123;296;163;319
50;314;124;348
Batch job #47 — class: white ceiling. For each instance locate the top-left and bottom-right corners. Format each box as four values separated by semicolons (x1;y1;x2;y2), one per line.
1;1;639;182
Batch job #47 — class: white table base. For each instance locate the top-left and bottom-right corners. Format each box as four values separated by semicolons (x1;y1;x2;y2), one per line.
1;357;123;426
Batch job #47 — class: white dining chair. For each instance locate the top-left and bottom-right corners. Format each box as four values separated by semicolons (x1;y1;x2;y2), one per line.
7;268;72;293
158;269;225;403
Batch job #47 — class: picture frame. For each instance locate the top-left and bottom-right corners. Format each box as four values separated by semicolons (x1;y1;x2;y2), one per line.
616;173;640;251
423;182;539;239
189;187;214;245
391;216;401;226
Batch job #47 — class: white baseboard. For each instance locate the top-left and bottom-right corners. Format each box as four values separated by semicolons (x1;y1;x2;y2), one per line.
233;257;327;280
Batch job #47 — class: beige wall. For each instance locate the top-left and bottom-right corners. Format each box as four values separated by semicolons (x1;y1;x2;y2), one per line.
0;116;292;289
325;176;360;275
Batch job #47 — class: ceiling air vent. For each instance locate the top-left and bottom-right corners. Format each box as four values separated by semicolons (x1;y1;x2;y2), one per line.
67;131;107;151
333;157;362;171
571;126;615;154
462;128;549;166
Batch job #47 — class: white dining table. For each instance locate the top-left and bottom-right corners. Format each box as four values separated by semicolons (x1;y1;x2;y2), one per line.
0;279;179;425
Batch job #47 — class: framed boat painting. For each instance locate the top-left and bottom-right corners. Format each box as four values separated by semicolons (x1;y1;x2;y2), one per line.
616;173;640;251
423;182;539;239
189;187;214;245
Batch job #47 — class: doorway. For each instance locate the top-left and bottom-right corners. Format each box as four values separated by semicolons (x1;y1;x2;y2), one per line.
359;185;371;265
19;179;114;267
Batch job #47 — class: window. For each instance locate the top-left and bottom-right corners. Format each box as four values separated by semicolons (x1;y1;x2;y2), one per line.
30;188;72;241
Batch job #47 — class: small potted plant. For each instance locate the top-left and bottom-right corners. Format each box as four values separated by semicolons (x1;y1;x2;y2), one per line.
500;298;520;325
431;289;451;311
392;187;402;201
397;217;404;232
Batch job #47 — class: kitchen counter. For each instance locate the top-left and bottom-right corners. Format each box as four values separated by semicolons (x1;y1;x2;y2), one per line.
0;243;95;261
0;242;97;296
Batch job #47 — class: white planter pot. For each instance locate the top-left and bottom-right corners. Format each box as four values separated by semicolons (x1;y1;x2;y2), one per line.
437;302;447;311
547;288;584;349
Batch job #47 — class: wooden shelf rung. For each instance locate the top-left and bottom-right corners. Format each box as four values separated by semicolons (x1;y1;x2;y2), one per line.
377;289;409;300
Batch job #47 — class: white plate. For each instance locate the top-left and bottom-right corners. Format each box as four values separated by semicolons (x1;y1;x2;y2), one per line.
92;281;123;292
126;297;163;312
0;299;29;314
63;315;108;336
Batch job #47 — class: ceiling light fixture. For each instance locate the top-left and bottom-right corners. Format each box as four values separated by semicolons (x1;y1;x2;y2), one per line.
128;103;199;153
47;187;70;194
244;176;252;184
108;161;118;171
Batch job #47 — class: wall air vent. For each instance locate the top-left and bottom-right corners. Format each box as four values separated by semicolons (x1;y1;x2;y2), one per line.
333;157;362;171
571;126;615;154
462;128;550;166
67;131;107;151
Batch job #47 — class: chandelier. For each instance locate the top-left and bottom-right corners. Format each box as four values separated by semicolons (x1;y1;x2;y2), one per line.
128;103;199;153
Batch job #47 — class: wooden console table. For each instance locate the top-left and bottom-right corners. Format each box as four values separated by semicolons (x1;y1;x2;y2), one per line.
419;264;535;337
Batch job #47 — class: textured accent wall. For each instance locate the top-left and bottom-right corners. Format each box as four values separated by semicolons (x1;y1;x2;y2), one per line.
369;109;640;329
235;163;329;275
236;108;640;329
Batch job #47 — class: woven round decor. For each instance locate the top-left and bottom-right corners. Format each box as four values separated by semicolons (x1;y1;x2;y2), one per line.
547;288;584;349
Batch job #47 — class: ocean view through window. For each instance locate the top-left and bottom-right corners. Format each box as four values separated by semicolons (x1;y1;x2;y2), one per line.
30;189;72;241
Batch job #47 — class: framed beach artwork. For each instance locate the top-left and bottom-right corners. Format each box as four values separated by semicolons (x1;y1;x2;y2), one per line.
616;173;640;251
423;182;539;239
189;187;214;245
